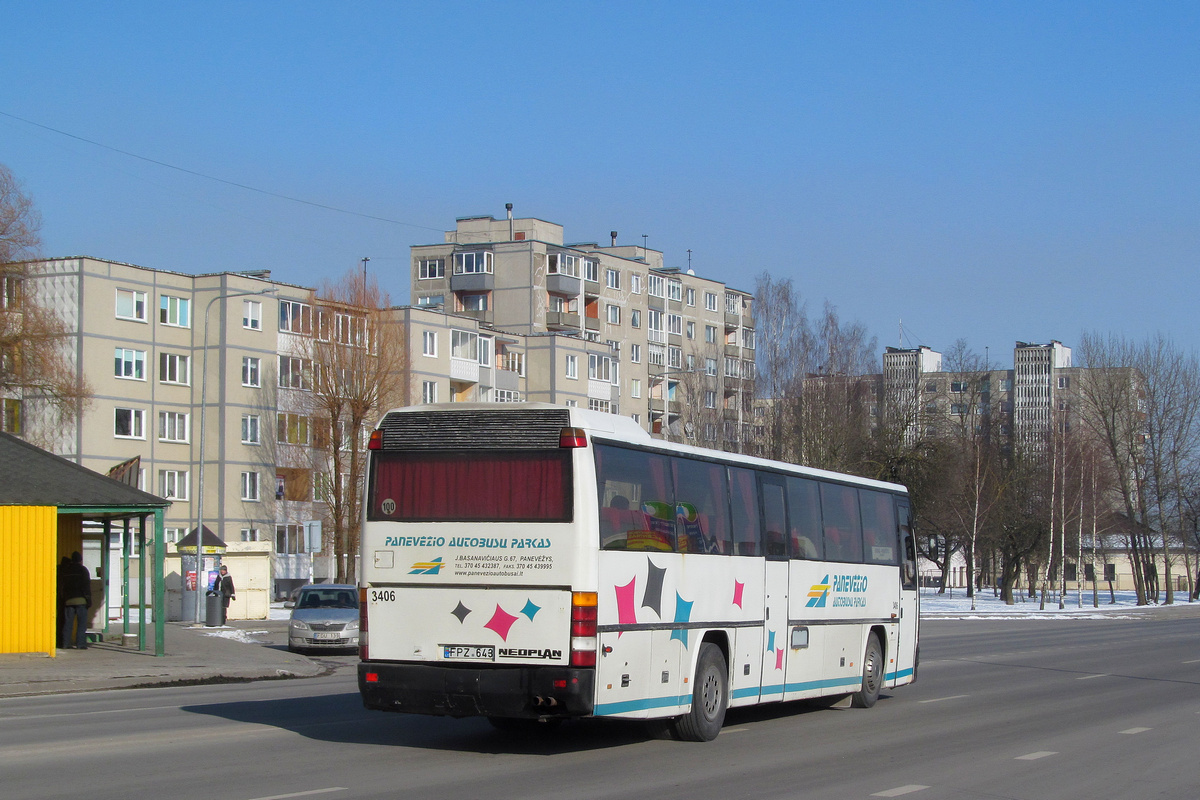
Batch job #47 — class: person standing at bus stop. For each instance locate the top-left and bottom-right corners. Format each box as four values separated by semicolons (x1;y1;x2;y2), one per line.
61;551;92;650
215;564;236;625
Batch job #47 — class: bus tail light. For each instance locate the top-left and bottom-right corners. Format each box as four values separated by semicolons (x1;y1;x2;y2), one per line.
359;587;369;660
368;429;382;450
570;591;598;667
560;427;587;448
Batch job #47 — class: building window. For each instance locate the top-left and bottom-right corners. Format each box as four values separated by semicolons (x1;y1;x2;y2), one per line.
605;268;620;289
668;279;682;302
2;398;20;434
160;470;189;500
279;300;313;334
494;389;521;403
116;289;147;322
951;381;967;393
705;292;718;312
630;274;643;294
242;356;261;387
589;354;613;383
668;346;682;369
705;325;717;344
725;293;742;316
1058;376;1070;389
630;344;641;364
159;411;189;442
606;304;620;324
422;330;438;357
277;413;310;445
422;380;438;404
565;399;578;408
240;528;260;542
925;381;938;393
114;407;145;439
583;259;599;283
159;295;190;327
648;274;665;298
631;379;641;398
705;390;717;409
453;251;493;274
565;355;578;379
163;527;184;544
705;357;717;376
685;287;696;306
667;314;683;336
114;348;146;380
417;294;444;307
159;352;191;385
278;356;312;390
686;321;695;339
241;414;260;444
243;299;262;330
451;330;478;361
276;524;304;555
419;258;445;279
458;293;488;312
725;357;740;377
547;253;578;277
241;471;260;502
630;309;641;328
589;399;611;413
649;345;665;366
478;335;493;367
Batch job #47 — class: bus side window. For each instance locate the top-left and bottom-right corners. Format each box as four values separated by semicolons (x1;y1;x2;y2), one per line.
673;456;732;554
759;476;788;559
820;483;863;563
860;490;898;565
786;476;823;560
595;444;675;552
897;499;917;590
728;467;761;556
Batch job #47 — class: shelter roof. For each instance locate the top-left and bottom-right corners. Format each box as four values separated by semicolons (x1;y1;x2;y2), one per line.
0;432;168;510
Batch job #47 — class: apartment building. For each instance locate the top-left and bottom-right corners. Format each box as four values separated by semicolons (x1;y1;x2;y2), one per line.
406;212;757;446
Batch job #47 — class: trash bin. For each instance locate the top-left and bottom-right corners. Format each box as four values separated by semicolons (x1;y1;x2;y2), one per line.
205;591;222;627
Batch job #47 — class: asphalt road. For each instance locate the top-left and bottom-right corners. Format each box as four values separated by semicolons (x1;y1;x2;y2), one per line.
2;614;1198;800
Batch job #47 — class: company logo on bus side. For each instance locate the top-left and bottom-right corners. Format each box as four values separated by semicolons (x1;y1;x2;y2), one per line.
806;574;870;608
409;557;446;574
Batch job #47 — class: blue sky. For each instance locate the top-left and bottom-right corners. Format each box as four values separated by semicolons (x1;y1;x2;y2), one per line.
4;2;1199;366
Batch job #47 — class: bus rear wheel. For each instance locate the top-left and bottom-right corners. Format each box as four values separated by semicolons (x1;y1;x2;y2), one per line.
672;643;728;741
851;632;883;708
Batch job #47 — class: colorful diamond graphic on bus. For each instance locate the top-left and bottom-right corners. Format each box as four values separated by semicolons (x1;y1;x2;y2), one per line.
806;575;831;608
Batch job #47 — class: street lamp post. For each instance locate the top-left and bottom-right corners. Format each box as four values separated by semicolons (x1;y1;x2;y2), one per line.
192;287;276;625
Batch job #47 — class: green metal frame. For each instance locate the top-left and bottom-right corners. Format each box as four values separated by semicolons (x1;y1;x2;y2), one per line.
58;505;167;656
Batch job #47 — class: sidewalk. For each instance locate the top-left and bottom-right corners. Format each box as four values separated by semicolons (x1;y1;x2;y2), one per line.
0;618;327;698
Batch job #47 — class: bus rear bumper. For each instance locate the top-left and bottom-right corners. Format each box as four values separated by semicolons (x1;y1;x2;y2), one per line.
358;661;595;719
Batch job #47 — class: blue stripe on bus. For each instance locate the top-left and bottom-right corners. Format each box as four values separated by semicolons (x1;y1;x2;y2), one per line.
597;668;915;715
594;693;693;716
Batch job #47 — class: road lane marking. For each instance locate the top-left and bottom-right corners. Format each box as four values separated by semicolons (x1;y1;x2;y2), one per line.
1015;751;1057;760
918;695;968;704
1183;659;1200;664
871;786;930;797
246;789;347;800
722;727;750;733
1076;673;1110;680
1119;727;1151;734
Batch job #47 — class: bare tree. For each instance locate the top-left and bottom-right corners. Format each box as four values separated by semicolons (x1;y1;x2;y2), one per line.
0;164;90;440
753;272;806;462
304;271;407;584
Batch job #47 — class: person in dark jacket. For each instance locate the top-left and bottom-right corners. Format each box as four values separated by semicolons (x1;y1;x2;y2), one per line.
215;565;236;625
61;551;92;650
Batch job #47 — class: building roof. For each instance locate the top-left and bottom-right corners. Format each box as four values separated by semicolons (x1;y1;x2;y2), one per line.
0;432;169;510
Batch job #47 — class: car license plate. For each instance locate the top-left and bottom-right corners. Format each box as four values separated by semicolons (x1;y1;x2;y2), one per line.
443;644;495;661
313;632;342;640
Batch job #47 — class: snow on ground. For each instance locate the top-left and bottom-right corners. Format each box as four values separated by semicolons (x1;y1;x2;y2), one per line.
201;628;274;643
918;587;1192;619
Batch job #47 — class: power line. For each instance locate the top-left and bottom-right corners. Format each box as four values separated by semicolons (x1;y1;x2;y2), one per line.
0;110;444;233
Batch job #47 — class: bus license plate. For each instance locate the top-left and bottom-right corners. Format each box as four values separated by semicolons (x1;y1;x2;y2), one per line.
443;645;495;661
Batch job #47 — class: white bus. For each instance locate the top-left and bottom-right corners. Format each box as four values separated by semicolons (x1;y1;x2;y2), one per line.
357;404;918;741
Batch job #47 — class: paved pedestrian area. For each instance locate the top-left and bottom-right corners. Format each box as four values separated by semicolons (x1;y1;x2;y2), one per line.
0;619;327;698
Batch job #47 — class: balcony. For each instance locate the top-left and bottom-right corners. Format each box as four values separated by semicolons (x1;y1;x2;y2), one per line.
546;273;581;296
450;357;480;384
546;311;581;330
450;272;494;292
588;379;614;400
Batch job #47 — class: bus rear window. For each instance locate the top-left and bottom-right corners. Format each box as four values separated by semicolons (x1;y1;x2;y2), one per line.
369;450;573;522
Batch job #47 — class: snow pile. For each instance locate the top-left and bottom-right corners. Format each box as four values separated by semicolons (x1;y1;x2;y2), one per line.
918;588;1191;619
202;628;273;643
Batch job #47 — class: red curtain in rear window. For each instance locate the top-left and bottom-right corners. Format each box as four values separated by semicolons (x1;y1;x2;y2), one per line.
369;451;572;522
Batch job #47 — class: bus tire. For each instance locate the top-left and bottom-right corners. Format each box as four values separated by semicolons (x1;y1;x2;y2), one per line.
851;632;883;708
673;643;728;741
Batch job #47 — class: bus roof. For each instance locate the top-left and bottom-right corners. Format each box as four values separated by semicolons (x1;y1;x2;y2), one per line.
374;402;907;494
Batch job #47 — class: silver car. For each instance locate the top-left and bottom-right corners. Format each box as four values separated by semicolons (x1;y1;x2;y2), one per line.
287;584;360;653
